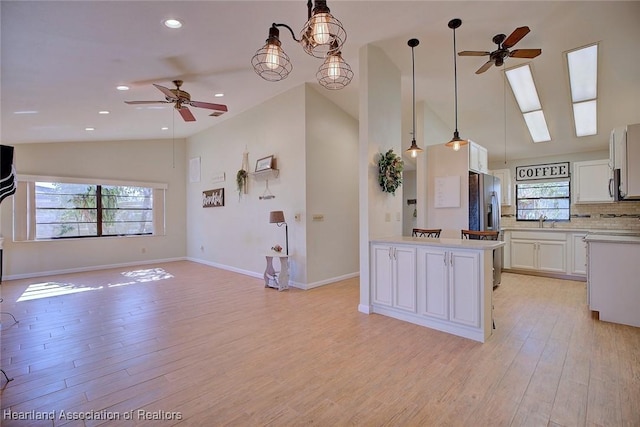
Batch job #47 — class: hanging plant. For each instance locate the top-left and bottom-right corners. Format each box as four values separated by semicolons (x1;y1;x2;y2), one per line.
378;149;404;195
236;169;248;197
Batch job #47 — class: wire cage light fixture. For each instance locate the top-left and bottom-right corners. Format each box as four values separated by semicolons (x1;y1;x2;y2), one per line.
445;18;469;151
406;38;423;158
251;0;352;90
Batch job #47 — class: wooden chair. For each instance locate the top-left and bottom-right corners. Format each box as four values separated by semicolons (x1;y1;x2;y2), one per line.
412;228;441;238
461;229;499;240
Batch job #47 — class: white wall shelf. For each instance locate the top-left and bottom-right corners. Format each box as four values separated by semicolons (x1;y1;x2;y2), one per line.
251;168;279;181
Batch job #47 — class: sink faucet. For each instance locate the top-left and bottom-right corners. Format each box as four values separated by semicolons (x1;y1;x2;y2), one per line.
538;215;547;228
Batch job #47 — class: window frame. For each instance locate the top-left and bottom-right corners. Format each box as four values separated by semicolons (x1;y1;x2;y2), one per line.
13;175;166;242
515;179;571;222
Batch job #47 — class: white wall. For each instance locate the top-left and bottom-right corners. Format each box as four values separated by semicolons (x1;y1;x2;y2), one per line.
305;86;359;285
0;139;187;279
185;86;306;283
358;44;402;313
185;84;359;288
426;143;470;238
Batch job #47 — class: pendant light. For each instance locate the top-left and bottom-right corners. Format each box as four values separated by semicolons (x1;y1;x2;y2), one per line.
406;38;423;158
445;18;468;151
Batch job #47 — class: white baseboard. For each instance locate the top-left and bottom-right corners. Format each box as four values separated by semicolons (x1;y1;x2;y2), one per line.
2;257;187;281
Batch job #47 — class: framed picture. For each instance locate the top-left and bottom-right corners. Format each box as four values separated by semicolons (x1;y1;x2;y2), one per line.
202;188;225;208
255;155;274;172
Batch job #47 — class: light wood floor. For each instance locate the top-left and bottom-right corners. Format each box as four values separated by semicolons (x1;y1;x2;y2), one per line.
1;261;639;426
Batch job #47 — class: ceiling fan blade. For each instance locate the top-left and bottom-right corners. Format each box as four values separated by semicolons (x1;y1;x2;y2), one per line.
510;48;542;59
475;60;494;74
189;100;228;112
458;51;490;57
153;83;177;100
124;100;170;105
178;107;196;122
502;26;530;49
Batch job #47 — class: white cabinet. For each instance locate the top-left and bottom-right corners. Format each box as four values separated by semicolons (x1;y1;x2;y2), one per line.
572;159;613;203
417;248;480;328
371;243;416;312
510;231;566;273
490;168;512;206
469;141;488;174
570;233;588;276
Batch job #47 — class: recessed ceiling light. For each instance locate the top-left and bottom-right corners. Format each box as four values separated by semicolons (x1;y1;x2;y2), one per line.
214;93;224;98
116;85;130;91
13;110;38;114
161;127;169;131
98;110;110;115
85;127;95;131
164;19;182;29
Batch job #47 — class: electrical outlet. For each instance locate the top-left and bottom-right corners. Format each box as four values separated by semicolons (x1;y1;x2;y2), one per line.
385;213;391;222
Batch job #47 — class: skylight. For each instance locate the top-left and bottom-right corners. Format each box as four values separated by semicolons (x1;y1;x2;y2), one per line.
566;43;598;137
505;64;551;143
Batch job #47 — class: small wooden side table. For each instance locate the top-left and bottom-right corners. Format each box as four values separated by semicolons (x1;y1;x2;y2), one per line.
264;252;289;291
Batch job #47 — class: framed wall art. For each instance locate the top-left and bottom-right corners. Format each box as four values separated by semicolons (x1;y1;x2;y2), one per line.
255;155;274;172
202;188;225;208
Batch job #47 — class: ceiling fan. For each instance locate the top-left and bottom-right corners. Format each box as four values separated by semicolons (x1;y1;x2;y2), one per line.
124;80;228;122
458;26;542;74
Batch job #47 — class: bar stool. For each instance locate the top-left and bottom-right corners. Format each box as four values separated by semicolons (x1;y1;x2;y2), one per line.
412;228;442;238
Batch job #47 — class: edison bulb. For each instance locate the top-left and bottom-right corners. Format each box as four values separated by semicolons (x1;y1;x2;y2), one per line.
326;55;341;80
311;13;331;45
265;43;281;70
452;140;461;151
411;149;418;158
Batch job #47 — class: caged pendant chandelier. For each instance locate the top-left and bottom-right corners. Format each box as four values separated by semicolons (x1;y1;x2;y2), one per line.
251;0;353;90
405;38;423;158
445;18;469;151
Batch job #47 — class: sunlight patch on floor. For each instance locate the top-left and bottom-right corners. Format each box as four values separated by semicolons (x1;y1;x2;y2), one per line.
17;268;174;301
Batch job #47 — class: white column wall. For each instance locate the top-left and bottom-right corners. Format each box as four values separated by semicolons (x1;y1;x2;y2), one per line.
359;44;402;313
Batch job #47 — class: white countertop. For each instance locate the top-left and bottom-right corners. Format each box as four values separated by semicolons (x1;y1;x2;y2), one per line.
501;227;640;234
583;233;640;244
371;236;505;250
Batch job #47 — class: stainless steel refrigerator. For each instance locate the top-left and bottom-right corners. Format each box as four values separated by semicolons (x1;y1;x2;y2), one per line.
468;172;502;286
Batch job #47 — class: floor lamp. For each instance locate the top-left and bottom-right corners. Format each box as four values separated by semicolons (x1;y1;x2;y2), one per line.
269;211;289;255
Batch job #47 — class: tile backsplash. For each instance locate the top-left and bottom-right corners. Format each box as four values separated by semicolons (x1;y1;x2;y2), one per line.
501;201;640;231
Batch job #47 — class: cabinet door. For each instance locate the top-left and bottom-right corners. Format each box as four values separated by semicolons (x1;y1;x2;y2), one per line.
371;245;393;306
418;248;448;320
573;159;613;203
449;251;480;328
477;145;488;174
394;246;417;312
537;240;566;273
571;234;587;276
510;239;537;270
491;169;512;206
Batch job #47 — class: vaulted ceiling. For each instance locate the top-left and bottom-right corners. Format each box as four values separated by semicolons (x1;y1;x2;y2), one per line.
2;1;639;164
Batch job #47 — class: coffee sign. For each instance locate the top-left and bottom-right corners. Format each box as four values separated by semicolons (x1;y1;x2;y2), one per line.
203;188;224;207
515;162;569;181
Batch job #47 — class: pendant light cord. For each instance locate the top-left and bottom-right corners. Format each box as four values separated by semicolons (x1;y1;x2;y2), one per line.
453;25;459;134
412;44;416;140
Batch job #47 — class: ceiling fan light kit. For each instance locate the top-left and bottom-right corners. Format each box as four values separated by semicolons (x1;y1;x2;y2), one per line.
445;18;469;152
251;0;352;90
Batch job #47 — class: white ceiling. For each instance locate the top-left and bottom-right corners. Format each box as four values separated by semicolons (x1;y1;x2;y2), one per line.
2;1;639;164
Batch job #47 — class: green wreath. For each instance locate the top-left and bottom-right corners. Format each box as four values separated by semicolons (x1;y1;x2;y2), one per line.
378;149;404;195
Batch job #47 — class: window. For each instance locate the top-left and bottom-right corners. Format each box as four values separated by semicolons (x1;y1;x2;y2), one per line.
516;181;570;221
13;175;166;241
566;43;598;137
35;182;153;239
505;64;551;143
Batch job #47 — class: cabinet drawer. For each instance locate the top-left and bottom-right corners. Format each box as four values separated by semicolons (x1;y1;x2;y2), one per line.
510;231;566;241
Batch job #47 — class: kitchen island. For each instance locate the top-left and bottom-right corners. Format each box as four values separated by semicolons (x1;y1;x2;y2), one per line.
584;232;640;328
369;236;505;342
